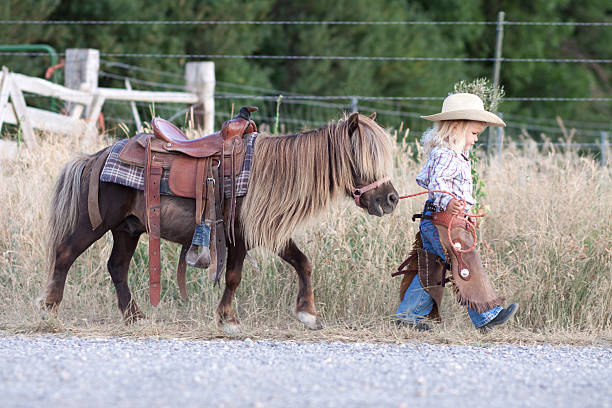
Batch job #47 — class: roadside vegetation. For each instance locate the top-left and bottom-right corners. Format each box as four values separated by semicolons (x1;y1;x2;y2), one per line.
1;128;610;345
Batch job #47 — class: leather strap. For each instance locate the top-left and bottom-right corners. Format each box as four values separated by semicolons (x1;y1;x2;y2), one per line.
229;139;237;243
205;168;218;281
145;138;163;306
177;245;188;300
431;210;471;281
195;158;206;225
88;148;110;230
391;251;417;278
431;211;470;230
212;165;227;286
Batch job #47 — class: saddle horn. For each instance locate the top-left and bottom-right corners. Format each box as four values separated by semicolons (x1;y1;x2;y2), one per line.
236;106;259;121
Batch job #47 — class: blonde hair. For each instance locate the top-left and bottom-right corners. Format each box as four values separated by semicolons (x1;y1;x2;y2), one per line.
421;120;473;156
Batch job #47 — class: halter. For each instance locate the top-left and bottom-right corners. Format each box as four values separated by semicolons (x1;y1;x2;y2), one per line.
353;176;391;207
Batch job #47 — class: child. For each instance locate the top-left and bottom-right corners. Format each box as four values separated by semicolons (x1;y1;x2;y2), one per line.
396;93;518;331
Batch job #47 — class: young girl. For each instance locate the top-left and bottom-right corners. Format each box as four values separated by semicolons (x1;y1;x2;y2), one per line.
396;93;518;331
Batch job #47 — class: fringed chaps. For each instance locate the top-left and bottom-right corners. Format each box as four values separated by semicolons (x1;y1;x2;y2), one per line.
398;232;444;322
398;228;504;320
434;224;504;313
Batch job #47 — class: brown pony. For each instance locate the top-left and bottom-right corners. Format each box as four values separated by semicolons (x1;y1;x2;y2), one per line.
38;112;398;334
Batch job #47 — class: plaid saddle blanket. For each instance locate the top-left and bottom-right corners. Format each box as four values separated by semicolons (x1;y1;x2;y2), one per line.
100;133;257;198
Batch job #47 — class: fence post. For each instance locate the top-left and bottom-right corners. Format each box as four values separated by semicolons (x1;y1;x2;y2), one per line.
601;132;609;166
351;96;358;113
488;11;505;157
4;67;37;147
492;11;505;92
124;79;142;133
185;62;215;135
496;112;504;157
65;48;99;117
0;67;10;133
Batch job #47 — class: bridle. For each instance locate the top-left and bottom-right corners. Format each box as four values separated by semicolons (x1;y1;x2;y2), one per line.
352;176;390;207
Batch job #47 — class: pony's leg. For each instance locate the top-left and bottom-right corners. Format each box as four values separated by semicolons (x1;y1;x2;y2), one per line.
215;237;247;335
39;225;110;312
279;239;323;330
40;174;135;314
108;224;144;323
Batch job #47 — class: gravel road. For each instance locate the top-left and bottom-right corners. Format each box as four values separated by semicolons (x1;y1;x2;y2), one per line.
0;334;610;408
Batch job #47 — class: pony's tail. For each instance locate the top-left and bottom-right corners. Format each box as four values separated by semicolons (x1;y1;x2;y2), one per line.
46;154;90;273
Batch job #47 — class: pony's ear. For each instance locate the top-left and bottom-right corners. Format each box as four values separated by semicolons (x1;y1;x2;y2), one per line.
369;112;377;121
348;112;359;136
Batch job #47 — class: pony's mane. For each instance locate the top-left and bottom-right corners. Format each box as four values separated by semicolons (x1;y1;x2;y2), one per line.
240;114;393;252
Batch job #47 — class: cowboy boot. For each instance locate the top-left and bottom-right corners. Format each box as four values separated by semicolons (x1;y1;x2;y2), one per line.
185;245;211;268
480;303;519;331
186;224;211;268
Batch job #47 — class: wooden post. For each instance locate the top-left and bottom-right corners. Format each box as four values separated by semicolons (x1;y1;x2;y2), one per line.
65;48;99;117
492;11;505;93
4;67;37;147
185;62;215;135
488;11;505;157
0;68;10;133
124;79;142;133
495;112;504;157
601;132;609;167
65;49;100;144
351;96;358;113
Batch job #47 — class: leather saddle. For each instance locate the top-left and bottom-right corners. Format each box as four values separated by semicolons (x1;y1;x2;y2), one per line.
116;106;258;306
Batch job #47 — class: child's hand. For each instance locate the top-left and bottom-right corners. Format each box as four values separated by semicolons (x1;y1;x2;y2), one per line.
447;198;465;215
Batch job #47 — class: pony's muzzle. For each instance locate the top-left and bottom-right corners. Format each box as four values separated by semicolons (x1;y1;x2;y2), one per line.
387;192;399;209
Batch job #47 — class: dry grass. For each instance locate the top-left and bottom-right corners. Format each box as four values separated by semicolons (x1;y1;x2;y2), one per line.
0;132;610;345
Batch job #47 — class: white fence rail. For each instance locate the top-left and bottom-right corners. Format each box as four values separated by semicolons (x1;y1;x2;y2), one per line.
0;48;214;150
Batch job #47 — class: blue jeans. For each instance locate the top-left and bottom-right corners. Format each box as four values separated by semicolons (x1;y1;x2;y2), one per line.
396;272;434;323
396;202;502;328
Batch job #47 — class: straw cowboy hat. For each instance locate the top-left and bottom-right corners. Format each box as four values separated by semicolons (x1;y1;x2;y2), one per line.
421;93;506;127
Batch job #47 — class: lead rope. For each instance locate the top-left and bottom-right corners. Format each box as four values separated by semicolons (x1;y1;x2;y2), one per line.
398;190;486;254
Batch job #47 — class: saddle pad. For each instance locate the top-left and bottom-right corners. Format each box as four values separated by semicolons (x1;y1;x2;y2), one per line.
100;133;258;198
223;132;257;197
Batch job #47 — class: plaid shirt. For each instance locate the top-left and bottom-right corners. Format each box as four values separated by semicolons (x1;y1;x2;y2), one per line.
416;146;475;211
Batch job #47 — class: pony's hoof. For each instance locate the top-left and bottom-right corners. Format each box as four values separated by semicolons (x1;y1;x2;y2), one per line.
122;300;145;325
297;312;323;330
35;295;44;309
221;322;241;336
39;307;57;322
123;310;146;325
35;296;59;315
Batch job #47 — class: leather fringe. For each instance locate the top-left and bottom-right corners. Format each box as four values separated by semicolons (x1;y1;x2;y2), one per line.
398;232;422;301
451;281;504;314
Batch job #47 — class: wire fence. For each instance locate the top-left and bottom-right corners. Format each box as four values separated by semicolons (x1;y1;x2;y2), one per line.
1;20;611;26
2;18;610;163
3;51;612;64
12;58;609;137
86;60;610;162
7;58;610;165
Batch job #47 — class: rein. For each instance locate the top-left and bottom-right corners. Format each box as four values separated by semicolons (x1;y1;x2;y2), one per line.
398;190;486;254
